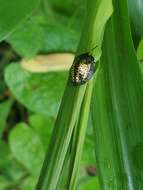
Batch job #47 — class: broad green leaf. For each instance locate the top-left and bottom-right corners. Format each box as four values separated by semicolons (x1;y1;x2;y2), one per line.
40;24;80;53
21;176;37;190
0;141;25;182
7;20;44;58
9;123;45;176
92;0;143;189
3;160;25;182
5;64;68;117
0;0;39;41
29;114;54;150
48;0;81;15
0;176;10;189
41;0;86;31
0;99;12;137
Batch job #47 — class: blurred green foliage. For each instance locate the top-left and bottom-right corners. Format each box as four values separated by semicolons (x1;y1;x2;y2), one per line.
5;64;68;117
0;113;98;189
0;0;98;189
0;0;40;41
7;20;44;58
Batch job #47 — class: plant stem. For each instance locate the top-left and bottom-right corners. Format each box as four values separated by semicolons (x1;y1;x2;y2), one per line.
67;80;93;190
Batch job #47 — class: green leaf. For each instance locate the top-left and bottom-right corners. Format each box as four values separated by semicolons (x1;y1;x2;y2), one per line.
66;0;113;188
36;84;87;190
67;83;94;190
29;114;54;150
0;141;10;168
137;39;143;61
0;0;39;41
7;20;44;58
0;99;12;138
5;64;68;117
92;0;143;189
48;0;81;15
21;176;37;190
0;176;10;189
40;24;80;53
79;177;100;190
81;136;96;166
128;0;143;37
9;123;45;176
41;0;86;31
0;141;25;183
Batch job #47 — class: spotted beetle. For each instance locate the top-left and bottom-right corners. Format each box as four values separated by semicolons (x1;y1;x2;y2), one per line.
70;46;97;85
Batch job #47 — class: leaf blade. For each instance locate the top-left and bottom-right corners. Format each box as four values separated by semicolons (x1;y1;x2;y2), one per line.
92;0;143;189
0;0;39;41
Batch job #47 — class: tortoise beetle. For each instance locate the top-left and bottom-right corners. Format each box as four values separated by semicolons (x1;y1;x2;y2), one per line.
70;46;97;85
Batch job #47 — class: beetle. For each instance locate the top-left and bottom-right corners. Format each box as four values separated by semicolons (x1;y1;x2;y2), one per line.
70;46;97;86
